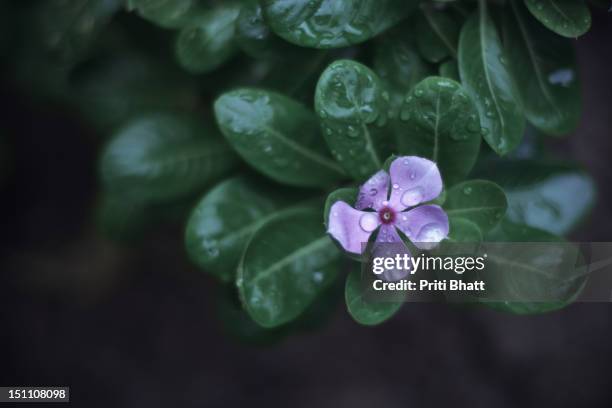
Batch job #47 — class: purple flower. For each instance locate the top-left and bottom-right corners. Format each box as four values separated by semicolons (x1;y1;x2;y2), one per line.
327;156;450;257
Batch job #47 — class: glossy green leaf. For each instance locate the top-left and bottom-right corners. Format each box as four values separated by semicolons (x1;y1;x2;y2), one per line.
315;60;393;181
481;160;596;236
444;180;507;232
482;219;586;314
458;2;525;155
127;0;201;29
345;267;403;326
261;0;417;48
186;177;299;282
524;0;591;38
323;187;358;228
396;76;481;185
439;60;459;81
237;207;341;328
175;4;241;74
503;2;581;136
416;6;460;63
100;113;238;203
215;88;345;187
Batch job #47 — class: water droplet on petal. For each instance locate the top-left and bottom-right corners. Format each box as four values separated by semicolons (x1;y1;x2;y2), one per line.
359;213;378;232
369;188;378;196
416;223;445;249
401;188;423;207
392;183;399;190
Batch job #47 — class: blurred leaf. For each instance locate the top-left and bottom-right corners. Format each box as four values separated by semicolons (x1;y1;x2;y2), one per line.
345;266;403;326
416;6;460;63
438;60;459;81
482;219;586;314
175;3;241;74
69;52;199;132
458;2;525;155
503;1;581;136
315;59;393;181
37;0;123;65
446;216;483;243
100;113;238;203
185;177;303;282
524;0;591;38
127;0;202;29
214;88;345;187
396;76;481;185
444;180;507;232
262;0;417;49
481;160;596;236
237;207;341;327
374;25;432;112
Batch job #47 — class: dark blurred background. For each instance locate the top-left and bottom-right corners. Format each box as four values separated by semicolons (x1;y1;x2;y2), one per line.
1;5;612;408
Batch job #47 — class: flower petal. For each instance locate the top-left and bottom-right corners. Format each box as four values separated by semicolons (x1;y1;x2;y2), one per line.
373;225;411;281
328;201;379;254
355;170;390;211
388;156;443;211
395;204;449;250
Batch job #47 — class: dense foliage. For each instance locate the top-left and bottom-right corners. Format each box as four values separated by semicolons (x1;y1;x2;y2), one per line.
2;0;602;339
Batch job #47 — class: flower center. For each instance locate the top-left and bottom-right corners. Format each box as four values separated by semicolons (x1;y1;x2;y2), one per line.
379;207;395;225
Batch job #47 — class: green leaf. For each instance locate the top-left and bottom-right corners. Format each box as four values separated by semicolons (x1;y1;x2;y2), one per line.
503;2;581;136
416;6;460;63
261;0;417;48
315;60;393;181
524;0;591;38
127;0;202;29
175;4;241;74
324;187;358;228
396;76;481;185
100;113;238;203
214;88;345;188
237;207;341;328
439;60;459;81
185;177;298;282
482;219;586;314
458;2;525;155
444;180;507;232
480;160;596;236
345;267;403;326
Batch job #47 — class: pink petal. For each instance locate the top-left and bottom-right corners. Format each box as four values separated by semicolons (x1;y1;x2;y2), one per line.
388;156;443;211
355;170;390;211
327;201;379;255
373;225;411;281
395;205;449;250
